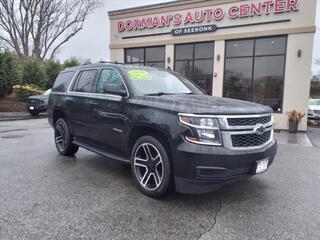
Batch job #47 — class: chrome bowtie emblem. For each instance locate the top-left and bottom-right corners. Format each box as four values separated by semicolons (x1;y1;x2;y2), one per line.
254;124;266;135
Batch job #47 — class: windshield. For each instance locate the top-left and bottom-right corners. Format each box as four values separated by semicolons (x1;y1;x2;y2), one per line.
42;89;51;95
124;67;204;95
309;99;320;106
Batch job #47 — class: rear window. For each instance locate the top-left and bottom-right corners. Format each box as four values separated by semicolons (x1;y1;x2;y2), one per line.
52;71;76;92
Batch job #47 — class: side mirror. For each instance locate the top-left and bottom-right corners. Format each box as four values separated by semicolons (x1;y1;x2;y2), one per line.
104;84;127;97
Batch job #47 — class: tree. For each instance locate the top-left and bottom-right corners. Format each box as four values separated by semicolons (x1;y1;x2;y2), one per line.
0;50;20;97
0;0;100;61
63;57;80;69
21;58;48;88
44;59;61;88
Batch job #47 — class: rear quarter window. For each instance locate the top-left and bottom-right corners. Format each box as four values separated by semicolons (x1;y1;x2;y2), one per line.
52;71;76;92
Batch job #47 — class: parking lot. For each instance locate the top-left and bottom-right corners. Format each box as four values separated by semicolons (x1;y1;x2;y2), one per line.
1;119;320;240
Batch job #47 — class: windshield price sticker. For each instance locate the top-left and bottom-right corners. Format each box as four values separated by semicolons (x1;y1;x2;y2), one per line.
128;70;153;81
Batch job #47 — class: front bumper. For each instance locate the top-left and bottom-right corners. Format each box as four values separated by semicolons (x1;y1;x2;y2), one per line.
173;140;277;194
25;103;47;112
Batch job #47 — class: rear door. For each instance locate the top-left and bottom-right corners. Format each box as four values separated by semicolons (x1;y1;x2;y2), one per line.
67;69;99;140
89;67;129;153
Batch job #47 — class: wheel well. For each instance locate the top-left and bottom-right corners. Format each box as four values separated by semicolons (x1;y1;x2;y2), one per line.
129;126;172;159
53;110;66;125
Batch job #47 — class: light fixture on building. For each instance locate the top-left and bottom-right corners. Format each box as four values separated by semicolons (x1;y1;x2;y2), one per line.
297;49;302;58
217;54;221;62
167;57;171;64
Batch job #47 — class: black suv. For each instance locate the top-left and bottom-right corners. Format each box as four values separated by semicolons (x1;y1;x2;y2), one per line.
48;63;277;197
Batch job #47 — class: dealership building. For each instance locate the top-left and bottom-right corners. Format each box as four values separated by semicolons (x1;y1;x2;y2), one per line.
108;0;317;131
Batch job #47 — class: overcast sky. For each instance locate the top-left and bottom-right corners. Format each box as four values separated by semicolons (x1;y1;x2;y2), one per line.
57;0;320;74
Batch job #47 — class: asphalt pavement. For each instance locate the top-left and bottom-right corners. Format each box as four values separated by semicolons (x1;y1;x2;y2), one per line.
0;119;319;240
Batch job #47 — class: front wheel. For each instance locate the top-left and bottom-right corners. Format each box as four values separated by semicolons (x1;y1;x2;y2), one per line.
54;118;79;156
131;136;172;198
29;110;39;116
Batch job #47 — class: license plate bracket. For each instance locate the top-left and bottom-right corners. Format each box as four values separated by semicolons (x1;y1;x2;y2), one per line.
255;159;269;174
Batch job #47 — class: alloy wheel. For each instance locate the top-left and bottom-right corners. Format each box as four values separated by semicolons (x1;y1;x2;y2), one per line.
133;143;164;191
55;122;66;151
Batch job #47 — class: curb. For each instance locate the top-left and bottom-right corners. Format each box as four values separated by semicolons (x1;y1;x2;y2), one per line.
0;114;47;122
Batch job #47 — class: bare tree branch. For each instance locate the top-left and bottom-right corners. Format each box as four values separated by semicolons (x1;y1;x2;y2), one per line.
0;0;100;61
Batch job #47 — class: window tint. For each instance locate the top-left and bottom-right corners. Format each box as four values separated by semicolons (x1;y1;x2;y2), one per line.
194;42;214;59
146;47;165;62
96;69;125;94
174;42;214;94
253;56;285;111
125;46;165;68
226;40;254;57
255;37;286;56
125;48;144;63
175;44;193;60
52;71;75;92
224;58;253;101
224;36;287;112
72;70;97;93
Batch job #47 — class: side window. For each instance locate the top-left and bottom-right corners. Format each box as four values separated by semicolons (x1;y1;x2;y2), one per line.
52;71;75;92
72;70;97;93
96;69;126;94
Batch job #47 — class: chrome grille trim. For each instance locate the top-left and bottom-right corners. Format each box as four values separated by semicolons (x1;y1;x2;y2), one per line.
178;113;274;150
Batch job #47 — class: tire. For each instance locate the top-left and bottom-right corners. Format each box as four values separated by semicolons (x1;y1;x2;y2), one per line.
29;110;39;116
131;135;172;198
54;118;79;156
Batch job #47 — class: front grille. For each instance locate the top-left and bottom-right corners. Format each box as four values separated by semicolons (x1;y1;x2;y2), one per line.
231;130;271;148
227;115;271;126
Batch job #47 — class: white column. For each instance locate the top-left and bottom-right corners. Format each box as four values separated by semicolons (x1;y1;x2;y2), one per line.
165;44;174;70
213;40;225;97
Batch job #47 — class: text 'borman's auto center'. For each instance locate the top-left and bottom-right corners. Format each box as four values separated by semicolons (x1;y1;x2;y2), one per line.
108;0;317;131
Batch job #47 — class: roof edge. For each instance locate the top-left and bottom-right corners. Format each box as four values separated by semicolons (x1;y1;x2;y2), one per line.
108;0;211;16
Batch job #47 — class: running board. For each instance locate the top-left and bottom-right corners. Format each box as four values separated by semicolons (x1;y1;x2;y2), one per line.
73;139;130;164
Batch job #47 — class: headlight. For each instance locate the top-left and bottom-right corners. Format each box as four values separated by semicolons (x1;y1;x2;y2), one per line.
179;114;222;146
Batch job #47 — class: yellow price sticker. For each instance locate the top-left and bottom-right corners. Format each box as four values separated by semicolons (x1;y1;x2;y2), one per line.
128;70;153;80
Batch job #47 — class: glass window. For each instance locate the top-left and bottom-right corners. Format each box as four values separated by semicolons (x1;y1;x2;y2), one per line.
253;56;285;111
226;40;254;57
175;60;192;75
125;48;144;63
96;69;125;94
145;62;165;68
175;44;193;60
224;58;253;101
194;42;214;59
194;60;213;74
146;47;165;62
72;70;97;93
125;46;165;68
52;71;75;92
255;37;286;56
125;67;203;95
224;36;287;112
174;42;214;94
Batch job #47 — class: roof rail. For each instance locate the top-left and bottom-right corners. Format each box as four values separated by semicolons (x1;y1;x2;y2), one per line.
98;61;126;64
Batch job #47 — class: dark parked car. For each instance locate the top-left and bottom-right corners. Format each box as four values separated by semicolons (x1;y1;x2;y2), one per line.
26;89;51;116
48;63;277;198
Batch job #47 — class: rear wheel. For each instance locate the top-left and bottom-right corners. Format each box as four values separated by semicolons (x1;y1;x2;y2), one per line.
54;118;79;156
131;136;172;198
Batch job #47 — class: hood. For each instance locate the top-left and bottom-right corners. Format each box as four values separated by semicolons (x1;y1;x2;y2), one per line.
28;95;47;100
130;94;272;115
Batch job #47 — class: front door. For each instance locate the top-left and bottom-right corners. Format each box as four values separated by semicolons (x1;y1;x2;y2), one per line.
174;42;214;95
90;68;128;154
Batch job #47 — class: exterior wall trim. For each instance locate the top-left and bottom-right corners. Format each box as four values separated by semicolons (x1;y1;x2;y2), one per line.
108;0;241;19
109;26;316;49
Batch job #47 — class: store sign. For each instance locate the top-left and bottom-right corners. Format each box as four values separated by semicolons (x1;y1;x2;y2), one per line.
171;25;217;36
117;0;300;33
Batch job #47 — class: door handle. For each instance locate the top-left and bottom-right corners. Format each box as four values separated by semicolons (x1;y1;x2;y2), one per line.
88;101;98;108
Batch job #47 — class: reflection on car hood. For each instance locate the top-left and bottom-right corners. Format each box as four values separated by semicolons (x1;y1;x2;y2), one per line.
131;94;272;115
28;95;48;100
